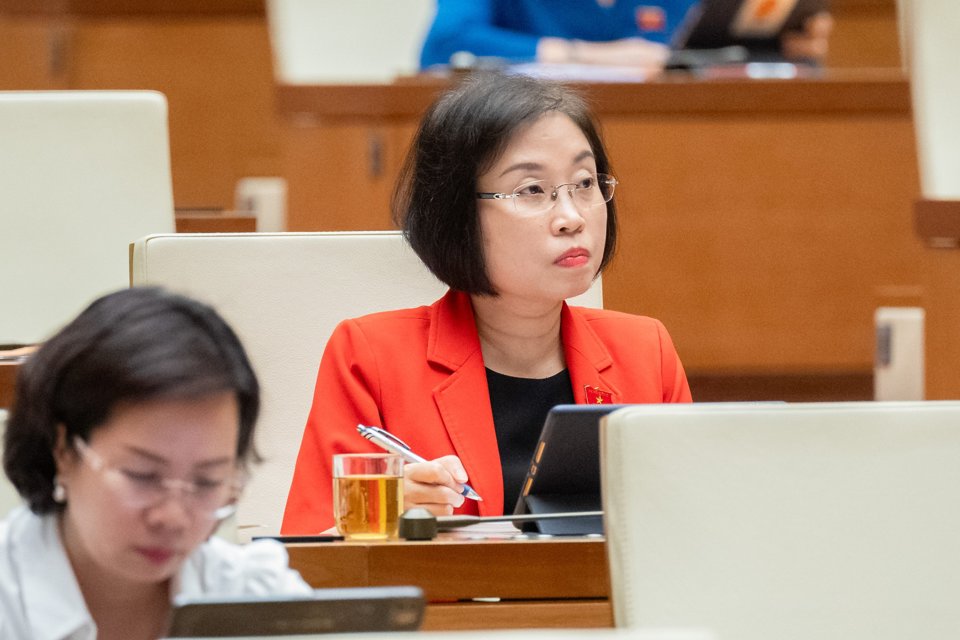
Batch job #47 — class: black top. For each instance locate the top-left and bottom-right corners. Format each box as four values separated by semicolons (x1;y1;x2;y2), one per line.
485;368;574;512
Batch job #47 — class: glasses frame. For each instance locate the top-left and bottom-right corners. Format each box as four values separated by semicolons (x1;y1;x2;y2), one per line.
476;173;618;217
72;436;245;521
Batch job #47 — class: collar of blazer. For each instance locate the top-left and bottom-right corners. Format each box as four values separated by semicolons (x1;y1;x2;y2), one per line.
425;289;615;375
423;289;619;515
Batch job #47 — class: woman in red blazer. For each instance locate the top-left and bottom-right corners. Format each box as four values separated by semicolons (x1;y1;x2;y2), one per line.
282;74;691;534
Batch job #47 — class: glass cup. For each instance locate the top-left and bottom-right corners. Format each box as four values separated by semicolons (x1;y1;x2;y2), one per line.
333;453;404;540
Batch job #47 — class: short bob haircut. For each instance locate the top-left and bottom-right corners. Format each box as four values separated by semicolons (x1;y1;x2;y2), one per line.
3;286;260;515
393;72;618;296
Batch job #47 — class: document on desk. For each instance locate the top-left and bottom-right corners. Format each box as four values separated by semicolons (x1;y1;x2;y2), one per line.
506;63;648;83
443;520;523;540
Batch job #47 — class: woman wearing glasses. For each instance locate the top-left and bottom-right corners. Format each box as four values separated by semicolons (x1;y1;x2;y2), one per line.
1;287;310;640
282;73;691;534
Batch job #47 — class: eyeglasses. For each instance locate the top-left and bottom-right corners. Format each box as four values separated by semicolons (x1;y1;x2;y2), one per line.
477;173;618;217
73;437;245;522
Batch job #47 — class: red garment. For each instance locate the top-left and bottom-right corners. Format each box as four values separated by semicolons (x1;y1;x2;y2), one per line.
281;290;691;534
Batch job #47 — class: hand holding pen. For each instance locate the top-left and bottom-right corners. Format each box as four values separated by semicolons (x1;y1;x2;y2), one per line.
357;424;483;504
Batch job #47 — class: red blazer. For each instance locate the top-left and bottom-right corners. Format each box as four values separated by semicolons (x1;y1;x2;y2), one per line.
281;289;691;534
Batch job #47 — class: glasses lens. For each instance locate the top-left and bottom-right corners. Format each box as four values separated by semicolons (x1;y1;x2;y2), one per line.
512;180;550;216
594;173;616;203
74;437;243;521
104;468;241;521
184;478;237;517
570;176;601;208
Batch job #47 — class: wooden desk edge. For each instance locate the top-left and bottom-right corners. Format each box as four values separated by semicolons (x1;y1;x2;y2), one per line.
276;69;910;120
175;212;257;233
286;537;611;601
423;599;613;630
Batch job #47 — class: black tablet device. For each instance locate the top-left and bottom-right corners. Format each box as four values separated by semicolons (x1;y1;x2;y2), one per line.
673;0;830;58
512;404;625;536
165;586;424;637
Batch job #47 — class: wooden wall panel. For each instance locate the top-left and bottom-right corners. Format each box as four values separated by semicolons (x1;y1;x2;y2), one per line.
920;248;960;400
828;2;903;69
283;120;418;231
0;16;69;88
66;17;278;208
600;114;924;371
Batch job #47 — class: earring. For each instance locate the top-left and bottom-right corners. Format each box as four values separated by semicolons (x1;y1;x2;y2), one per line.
52;476;67;504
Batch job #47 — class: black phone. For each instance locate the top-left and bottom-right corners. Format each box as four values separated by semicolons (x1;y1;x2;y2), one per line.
252;534;344;543
165;586;424;637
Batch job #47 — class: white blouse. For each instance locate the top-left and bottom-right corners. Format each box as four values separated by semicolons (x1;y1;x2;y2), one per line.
0;506;312;640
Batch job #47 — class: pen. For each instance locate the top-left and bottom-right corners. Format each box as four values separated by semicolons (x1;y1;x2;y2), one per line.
356;424;483;501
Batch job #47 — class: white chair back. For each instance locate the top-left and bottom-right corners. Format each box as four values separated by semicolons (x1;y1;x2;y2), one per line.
900;0;960;198
131;231;603;538
602;401;960;640
0;91;175;345
267;0;434;83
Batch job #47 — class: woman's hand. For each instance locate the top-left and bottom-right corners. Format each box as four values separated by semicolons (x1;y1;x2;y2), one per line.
403;455;470;516
781;11;833;63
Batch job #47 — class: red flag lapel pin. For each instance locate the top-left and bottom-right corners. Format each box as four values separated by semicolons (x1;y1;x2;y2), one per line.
584;385;613;405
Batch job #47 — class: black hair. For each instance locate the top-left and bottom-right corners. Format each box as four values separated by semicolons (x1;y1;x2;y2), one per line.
393;72;618;295
3;286;260;514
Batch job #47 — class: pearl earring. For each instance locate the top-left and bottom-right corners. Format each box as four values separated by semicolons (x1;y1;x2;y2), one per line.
52;477;67;503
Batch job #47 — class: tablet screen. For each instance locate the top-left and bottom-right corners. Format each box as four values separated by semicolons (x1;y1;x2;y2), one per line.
165;586;424;637
511;404;625;535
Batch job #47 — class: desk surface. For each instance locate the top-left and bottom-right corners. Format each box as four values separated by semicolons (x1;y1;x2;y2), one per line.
285;536;612;630
276;68;909;119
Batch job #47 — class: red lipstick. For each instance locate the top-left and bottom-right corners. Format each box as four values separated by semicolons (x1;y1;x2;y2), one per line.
137;547;175;565
555;247;591;267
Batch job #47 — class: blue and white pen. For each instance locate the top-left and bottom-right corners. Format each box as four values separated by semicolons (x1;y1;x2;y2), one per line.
356;424;483;501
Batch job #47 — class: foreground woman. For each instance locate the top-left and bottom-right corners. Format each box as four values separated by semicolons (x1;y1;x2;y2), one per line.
1;287;310;640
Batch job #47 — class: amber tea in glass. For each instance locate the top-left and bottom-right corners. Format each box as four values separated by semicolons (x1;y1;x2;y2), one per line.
333;453;403;540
